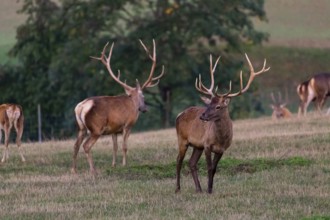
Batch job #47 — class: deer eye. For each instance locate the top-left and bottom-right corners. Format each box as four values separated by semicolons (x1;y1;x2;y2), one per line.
215;105;221;109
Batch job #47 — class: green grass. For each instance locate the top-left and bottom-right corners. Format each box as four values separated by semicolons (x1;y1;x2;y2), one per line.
0;115;329;219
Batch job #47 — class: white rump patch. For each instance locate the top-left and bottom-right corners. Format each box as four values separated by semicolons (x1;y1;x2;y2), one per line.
75;99;94;131
307;83;315;103
6;106;20;122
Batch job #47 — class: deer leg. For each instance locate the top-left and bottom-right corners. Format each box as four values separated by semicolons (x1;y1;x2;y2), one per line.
122;128;131;166
204;148;213;193
82;133;99;175
207;152;223;194
71;128;86;174
14;120;25;162
175;141;188;193
189;148;203;193
319;96;327;113
1;127;10;163
111;134;118;167
0;129;5;163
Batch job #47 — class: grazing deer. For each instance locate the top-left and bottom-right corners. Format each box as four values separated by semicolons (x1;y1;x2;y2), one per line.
297;73;330;116
0;104;25;163
270;92;292;119
72;40;164;175
175;54;269;193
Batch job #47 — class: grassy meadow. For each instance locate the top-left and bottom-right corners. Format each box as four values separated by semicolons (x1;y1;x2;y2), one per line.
0;113;329;219
0;0;330;219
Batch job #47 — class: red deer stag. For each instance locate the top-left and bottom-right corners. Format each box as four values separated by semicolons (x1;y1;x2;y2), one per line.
175;54;269;193
0;104;25;163
72;40;164;174
270;92;292;119
297;73;330;116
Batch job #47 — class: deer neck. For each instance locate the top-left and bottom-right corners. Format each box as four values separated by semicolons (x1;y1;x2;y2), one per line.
212;108;232;137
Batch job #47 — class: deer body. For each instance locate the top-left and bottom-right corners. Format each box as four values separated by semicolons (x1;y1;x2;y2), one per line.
0;104;25;163
175;54;269;194
176;106;232;154
72;40;164;174
297;73;330;116
75;95;141;135
271;107;292;120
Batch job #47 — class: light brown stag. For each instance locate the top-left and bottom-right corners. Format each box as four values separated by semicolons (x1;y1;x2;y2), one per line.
297;73;330;116
270;91;292;119
0;104;25;163
72;40;164;174
175;54;269;193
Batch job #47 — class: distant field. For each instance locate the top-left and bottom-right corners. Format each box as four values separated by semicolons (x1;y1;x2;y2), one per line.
1;0;330;50
256;0;330;48
0;114;329;219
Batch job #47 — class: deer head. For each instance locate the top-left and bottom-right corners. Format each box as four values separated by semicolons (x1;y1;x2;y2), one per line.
270;91;289;119
196;54;270;121
91;39;165;113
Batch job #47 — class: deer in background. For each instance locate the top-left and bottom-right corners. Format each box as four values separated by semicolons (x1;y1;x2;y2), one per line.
297;73;330;116
72;40;164;175
175;54;269;193
0;104;25;163
270;91;292;119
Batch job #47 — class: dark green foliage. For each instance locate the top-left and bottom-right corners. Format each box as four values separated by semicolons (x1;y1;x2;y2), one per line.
0;0;267;140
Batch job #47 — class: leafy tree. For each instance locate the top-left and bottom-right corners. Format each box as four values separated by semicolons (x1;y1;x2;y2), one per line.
0;0;268;140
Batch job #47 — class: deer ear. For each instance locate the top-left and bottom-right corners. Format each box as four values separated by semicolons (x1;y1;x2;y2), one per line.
125;87;132;96
270;104;275;110
223;97;230;106
200;96;211;105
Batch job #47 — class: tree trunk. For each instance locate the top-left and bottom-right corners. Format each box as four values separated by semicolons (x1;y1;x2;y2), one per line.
160;86;172;128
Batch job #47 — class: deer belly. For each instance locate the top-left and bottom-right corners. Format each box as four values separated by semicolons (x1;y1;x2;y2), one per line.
102;124;123;135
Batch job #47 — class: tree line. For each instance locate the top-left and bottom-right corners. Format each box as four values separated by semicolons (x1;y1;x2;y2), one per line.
0;0;268;140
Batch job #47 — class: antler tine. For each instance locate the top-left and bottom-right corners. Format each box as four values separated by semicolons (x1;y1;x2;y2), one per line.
195;74;213;96
270;92;277;104
144;65;165;88
215;81;233;97
90;42;110;61
91;42;133;91
227;53;270;98
278;91;282;103
195;55;221;97
140;39;165;89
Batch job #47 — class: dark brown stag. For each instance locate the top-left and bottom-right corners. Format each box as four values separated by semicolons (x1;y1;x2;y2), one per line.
270;91;292;119
72;40;164;174
297;73;330;116
175;54;269;193
0;104;25;163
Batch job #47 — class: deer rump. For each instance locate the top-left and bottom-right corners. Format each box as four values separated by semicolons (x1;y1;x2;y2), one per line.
297;73;330;115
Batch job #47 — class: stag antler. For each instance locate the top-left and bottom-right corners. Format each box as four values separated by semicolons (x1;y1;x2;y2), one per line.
195;55;221;97
139;39;165;89
225;54;270;98
90;42;134;91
